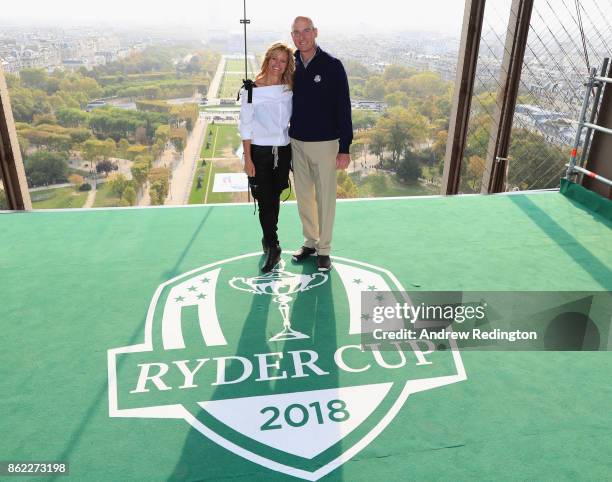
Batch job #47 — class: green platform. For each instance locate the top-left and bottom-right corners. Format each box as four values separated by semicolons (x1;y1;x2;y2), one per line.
1;184;611;481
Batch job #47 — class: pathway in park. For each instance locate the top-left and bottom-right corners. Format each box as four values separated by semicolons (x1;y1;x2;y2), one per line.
165;116;207;205
208;56;226;101
82;184;97;208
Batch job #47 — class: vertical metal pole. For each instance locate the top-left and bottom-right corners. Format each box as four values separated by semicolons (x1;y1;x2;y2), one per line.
0;66;31;210
566;67;596;180
240;0;250;80
481;0;534;193
441;0;486;195
579;59;609;168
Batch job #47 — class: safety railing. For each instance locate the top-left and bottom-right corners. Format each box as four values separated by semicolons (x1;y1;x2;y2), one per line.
565;59;612;188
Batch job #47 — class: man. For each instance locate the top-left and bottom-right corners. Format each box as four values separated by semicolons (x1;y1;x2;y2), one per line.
289;16;353;272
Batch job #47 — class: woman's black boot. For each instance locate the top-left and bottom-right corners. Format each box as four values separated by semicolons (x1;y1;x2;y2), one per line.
262;237;268;255
262;243;281;273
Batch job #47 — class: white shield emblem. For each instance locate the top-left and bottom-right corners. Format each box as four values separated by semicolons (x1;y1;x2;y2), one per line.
108;253;467;480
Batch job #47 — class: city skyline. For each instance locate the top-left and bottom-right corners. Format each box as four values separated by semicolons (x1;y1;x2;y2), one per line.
2;0;469;34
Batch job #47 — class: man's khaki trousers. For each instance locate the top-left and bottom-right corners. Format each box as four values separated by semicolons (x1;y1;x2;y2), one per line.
290;138;338;256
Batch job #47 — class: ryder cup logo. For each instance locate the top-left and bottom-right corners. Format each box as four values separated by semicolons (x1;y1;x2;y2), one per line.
107;253;467;480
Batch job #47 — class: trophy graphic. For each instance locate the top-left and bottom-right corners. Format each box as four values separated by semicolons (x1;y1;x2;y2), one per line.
229;260;329;341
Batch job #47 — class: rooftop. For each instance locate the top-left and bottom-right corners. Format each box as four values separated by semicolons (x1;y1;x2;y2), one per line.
1;183;611;480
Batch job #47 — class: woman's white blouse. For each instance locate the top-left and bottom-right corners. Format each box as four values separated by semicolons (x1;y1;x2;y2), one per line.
239;84;292;146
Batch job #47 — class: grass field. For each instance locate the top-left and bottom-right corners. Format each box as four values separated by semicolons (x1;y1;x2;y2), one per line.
218;73;244;99
201;125;241;158
191;124;243;205
92;182;122;208
188;161;213;204
224;58;255;74
350;171;439;198
30;187;88;209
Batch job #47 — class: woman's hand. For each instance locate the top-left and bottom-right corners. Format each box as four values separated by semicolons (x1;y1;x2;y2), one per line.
244;158;256;177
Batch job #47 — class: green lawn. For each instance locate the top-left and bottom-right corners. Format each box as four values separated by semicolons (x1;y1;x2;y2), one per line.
187;161;236;205
92;182;122;208
30;187;88;209
205;164;236;204
188;161;213;204
350;171;439;198
218;73;244;98
224;58;255;74
201;125;241;158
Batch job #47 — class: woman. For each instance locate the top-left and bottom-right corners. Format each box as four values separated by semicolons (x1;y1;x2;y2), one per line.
239;42;295;273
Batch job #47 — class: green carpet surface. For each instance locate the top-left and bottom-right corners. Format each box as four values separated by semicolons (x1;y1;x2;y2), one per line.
1;187;611;481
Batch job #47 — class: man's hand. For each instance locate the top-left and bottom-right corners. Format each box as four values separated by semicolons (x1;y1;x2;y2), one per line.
244;158;255;177
336;153;351;170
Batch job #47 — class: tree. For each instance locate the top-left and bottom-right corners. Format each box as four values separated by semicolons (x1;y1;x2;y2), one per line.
376;107;428;165
150;179;169;205
101;138;116;161
25;151;68;186
432;130;448;162
118;138;130;158
69;128;92;144
396;150;422;184
131;160;150;188
68;173;85;188
368;128;386;164
126;145;149;161
33;113;57;126
364;76;385;100
57;107;89;128
20;69;49;91
148;166;170;205
96;159;117;175
154;125;170;145
403;72;447;98
123;185;137;206
171;128;187;160
336;171;358;198
352;110;377;131
384;92;410;108
465;155;485;191
151;139;166;160
107;173;129;199
82;139;104;169
507;128;566;190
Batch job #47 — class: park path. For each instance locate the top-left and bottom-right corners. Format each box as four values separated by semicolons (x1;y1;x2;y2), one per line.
208;56;226;101
82;184;96;208
165;116;207;205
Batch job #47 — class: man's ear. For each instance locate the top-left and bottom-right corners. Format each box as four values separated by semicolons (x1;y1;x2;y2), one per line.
313;28;319;38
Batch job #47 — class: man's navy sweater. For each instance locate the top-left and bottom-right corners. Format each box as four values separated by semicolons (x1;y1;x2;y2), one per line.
289;47;353;154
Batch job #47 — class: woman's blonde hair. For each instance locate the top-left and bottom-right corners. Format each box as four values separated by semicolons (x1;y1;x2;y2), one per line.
255;42;295;90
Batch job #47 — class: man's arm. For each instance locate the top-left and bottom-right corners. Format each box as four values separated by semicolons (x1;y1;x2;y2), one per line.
335;59;353;169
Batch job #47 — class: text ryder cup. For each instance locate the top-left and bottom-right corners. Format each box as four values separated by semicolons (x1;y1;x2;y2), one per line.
130;342;436;393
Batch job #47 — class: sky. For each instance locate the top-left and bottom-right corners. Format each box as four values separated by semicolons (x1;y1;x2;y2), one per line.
1;0;468;34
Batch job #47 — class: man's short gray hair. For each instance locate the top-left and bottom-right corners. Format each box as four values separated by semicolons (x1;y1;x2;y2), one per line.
292;16;315;30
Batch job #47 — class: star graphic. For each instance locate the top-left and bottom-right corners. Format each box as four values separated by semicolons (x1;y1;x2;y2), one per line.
187;286;197;292
361;313;370;320
375;294;385;302
196;293;206;300
201;277;210;284
174;296;185;302
367;285;377;291
353;278;363;285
